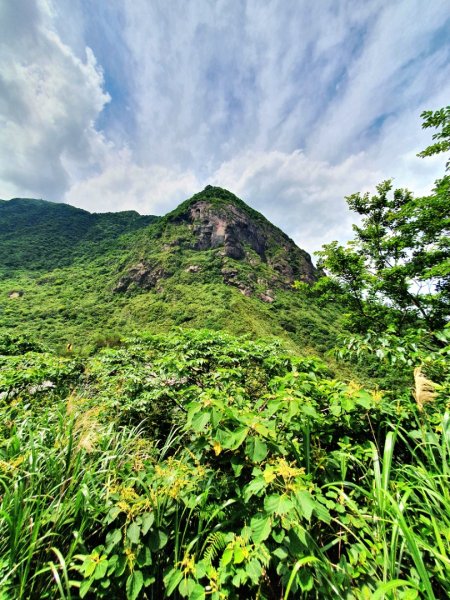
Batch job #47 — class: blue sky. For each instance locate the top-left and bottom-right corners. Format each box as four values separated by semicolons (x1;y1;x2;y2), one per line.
1;0;449;254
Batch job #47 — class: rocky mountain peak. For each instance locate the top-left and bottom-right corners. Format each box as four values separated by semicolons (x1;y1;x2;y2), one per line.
115;187;318;298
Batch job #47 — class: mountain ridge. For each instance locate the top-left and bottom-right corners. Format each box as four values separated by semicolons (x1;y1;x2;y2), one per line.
0;186;339;356
0;196;158;271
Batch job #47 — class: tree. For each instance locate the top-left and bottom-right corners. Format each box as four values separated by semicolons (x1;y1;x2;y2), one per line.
311;108;450;335
418;105;450;168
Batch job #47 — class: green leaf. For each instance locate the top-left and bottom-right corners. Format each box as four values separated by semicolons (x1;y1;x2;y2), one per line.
195;561;206;579
300;404;319;419
127;522;141;545
273;547;289;560
226;426;250;450
179;577;195;597
141;512;154;535
264;494;293;515
83;557;97;578
164;567;184;596
245;437;268;462
233;546;246;564
106;506;121;524
94;559;108;580
250;514;272;543
126;570;144;600
79;577;94;599
243;476;266;502
105;528;122;551
189;583;206;600
245;559;262;584
114;554;127;577
191;411;210;432
294;490;316;520
230;455;244;476
210;407;223;428
137;546;152;568
149;529;168;550
221;548;233;566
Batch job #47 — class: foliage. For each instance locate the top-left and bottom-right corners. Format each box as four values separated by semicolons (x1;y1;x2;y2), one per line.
313;180;449;334
0;198;157;271
1;329;449;598
1;114;449;599
0;187;341;360
0;332;47;355
311;108;450;336
418;105;450;167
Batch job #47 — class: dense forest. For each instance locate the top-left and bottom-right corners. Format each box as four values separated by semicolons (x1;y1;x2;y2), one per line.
0;108;449;599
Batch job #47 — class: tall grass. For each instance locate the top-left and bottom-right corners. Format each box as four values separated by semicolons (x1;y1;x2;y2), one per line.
323;411;450;599
1;329;448;598
2;407;449;598
0;402;153;598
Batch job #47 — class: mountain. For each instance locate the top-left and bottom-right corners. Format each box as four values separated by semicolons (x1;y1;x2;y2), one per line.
0;186;342;355
0;197;158;270
114;186;317;297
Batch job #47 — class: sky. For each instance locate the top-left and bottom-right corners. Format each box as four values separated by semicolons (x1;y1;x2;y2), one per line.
1;0;449;255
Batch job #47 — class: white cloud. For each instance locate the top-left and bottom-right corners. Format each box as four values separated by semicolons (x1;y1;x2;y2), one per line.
309;1;450;162
210;149;383;255
0;0;110;200
65;147;201;215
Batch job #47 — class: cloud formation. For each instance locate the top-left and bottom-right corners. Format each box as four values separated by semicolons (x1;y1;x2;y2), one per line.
1;0;449;254
0;0;110;200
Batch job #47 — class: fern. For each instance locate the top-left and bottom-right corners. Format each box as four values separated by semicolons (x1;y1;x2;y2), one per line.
202;531;228;567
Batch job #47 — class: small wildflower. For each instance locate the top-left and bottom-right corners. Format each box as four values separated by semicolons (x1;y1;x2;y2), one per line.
263;469;276;484
180;553;195;575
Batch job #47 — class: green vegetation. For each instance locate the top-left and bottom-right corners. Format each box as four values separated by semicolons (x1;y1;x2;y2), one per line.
0;186;337;357
0;108;449;598
311;107;449;338
1;328;449;598
0;198;157;272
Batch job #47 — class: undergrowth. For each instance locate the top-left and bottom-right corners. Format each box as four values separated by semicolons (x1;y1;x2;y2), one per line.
0;329;449;599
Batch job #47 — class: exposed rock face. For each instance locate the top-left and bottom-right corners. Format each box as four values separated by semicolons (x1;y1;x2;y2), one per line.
176;190;317;288
114;187;318;296
188;201;267;261
114;262;168;292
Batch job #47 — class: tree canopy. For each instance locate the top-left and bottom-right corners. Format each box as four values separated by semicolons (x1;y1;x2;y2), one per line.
311;107;450;336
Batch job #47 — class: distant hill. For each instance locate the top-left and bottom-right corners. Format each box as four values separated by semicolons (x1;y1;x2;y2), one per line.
0;198;158;270
0;187;342;356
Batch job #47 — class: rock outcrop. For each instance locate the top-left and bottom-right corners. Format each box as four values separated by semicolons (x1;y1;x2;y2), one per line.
174;187;317;287
114;186;318;296
114;262;168;292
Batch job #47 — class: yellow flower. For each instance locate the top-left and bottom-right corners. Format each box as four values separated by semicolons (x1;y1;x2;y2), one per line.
125;547;136;567
275;458;304;481
0;454;25;473
213;440;222;456
117;501;131;514
263;469;276;484
371;389;383;404
120;486;138;502
180;553;196;575
346;380;362;397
